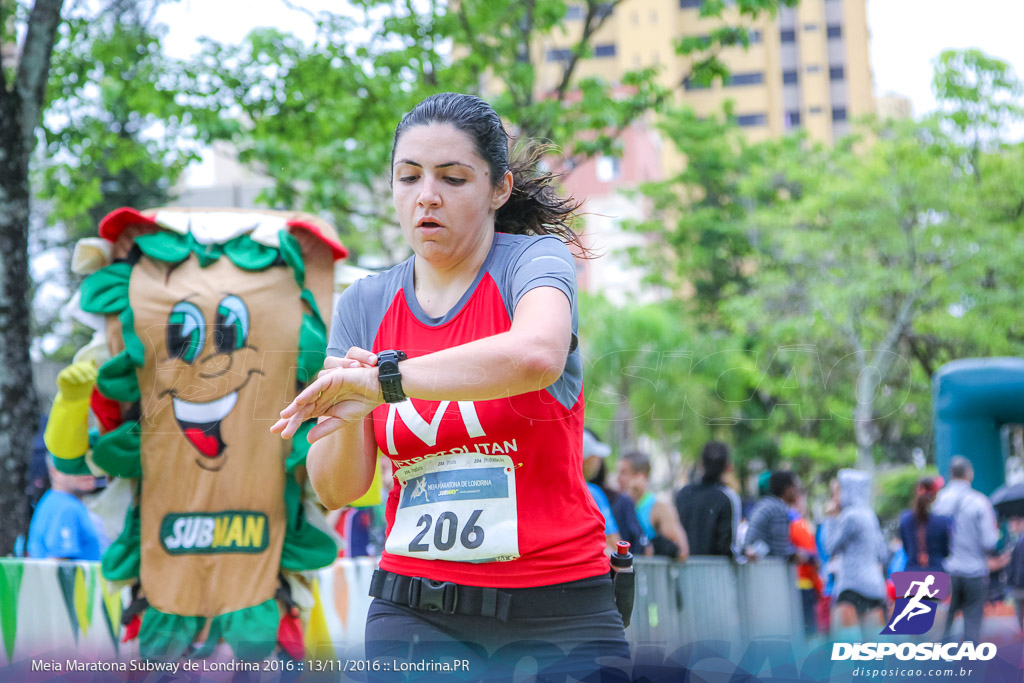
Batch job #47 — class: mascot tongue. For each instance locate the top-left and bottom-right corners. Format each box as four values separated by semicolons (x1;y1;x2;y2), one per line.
174;417;227;458
183;426;222;457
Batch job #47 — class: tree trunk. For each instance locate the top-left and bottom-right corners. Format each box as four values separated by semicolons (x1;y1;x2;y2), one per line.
852;350;877;474
0;95;39;555
0;0;65;555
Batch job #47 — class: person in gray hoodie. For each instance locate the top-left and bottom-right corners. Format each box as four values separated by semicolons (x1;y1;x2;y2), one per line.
824;469;888;640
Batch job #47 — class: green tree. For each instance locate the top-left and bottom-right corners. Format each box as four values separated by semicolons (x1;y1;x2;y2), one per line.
0;0;65;555
634;100;1024;480
933;48;1024;181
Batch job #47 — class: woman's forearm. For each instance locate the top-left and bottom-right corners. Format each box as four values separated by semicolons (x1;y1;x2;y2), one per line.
400;328;569;402
306;415;377;509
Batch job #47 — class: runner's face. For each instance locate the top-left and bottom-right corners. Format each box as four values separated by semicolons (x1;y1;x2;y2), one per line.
392;123;511;268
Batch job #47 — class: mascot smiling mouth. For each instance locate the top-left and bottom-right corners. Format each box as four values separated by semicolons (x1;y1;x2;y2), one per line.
173;391;236;459
167;369;261;470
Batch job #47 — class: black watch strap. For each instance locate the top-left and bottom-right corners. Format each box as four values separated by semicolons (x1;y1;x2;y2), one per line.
377;350;408;404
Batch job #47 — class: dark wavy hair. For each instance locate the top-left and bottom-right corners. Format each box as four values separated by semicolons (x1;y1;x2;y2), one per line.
391;92;583;247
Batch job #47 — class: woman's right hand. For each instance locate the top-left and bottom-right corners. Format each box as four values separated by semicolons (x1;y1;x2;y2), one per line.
271;347;383;441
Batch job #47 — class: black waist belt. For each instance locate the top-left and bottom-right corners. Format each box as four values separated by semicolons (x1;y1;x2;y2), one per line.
369;569;612;621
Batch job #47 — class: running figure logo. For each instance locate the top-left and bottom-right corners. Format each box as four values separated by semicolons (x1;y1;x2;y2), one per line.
409;477;429;502
883;572;951;635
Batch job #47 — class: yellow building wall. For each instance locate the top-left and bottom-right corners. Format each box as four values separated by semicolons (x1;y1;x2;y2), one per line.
532;0;874;150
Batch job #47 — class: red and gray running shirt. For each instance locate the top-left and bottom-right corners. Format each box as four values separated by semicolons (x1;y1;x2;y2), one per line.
328;232;608;588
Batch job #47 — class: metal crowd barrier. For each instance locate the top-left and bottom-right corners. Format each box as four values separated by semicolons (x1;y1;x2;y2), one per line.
629;556;804;647
0;555;804;665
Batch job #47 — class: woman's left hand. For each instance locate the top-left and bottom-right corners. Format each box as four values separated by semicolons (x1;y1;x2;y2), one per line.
271;348;383;439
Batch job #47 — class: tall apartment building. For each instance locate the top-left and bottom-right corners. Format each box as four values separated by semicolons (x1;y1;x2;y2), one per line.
536;0;874;147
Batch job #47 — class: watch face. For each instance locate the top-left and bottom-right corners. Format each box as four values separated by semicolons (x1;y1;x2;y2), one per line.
379;360;399;375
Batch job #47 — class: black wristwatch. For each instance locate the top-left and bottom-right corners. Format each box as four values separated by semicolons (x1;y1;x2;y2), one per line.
377;350;408;403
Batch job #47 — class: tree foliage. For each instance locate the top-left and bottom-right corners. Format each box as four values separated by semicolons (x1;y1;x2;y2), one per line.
620;49;1024;487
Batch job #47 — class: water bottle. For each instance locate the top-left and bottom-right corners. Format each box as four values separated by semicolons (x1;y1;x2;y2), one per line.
611;541;635;628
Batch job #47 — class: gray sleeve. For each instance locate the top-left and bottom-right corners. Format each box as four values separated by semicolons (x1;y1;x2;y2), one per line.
508;236;578;324
977;498;1001;552
502;237;582;410
327;279;368;357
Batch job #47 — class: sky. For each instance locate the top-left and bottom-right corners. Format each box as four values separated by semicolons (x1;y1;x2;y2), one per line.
866;0;1024;117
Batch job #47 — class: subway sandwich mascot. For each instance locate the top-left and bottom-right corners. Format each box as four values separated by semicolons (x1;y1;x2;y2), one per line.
44;207;346;660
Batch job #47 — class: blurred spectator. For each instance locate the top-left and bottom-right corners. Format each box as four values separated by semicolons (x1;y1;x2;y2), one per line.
674;441;736;557
932;456;1003;642
583;429;647;554
744;470;803;560
899;476;951;572
824;469;888;641
582;429;621;551
789;490;823;638
1007;518;1024;632
617;450;689;561
27;456;105;561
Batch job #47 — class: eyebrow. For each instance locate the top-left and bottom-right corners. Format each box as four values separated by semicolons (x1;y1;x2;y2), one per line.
394;159;476;171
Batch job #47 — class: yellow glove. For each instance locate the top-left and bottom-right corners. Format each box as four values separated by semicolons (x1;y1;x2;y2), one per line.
45;361;97;460
56;360;98;402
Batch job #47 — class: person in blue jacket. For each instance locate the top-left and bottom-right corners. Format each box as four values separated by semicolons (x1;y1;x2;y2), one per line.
27;456;105;561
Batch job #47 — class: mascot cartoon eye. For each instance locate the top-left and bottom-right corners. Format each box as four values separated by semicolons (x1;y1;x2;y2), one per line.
213;295;250;353
167;301;206;364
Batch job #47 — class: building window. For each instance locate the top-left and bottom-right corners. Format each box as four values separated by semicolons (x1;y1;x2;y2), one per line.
827;24;842;38
780;29;796;43
683;76;709;90
680;0;703;8
736;113;767;127
803;23;819;31
829;65;845;81
728;72;764;86
567;3;613;20
806;64;821;73
785;110;801;128
832;107;848;121
809;106;823;114
546;48;572;62
594;44;616;58
783;70;799;85
596;155;621;182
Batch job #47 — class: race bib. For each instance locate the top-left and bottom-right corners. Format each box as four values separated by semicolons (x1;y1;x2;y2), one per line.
387;452;519;562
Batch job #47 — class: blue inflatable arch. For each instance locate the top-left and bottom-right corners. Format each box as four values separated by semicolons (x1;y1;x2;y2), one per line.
932;357;1024;495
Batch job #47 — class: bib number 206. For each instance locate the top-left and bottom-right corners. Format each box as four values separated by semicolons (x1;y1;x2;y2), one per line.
408;509;484;553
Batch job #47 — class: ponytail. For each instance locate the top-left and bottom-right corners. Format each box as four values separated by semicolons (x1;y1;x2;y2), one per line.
914;478;936;524
496;139;583;247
